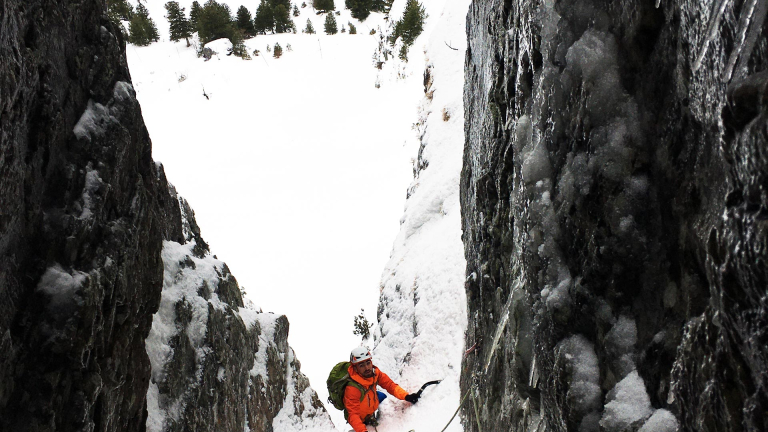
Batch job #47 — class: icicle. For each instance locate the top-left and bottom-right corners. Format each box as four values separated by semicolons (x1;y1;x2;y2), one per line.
723;0;759;79
483;291;513;375
693;0;731;72
655;0;662;9
528;350;539;388
724;0;768;81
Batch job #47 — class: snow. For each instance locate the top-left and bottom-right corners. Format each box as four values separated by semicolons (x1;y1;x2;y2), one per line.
127;0;470;430
72;81;133;143
250;312;280;382
605;315;638;379
558;335;602;419
79;165;104;219
600;371;654;431
145;240;226;385
36;264;87;312
367;0;470;431
73;100;112;142
128;2;418;417
145;381;163;432
272;348;337;431
638;408;679;432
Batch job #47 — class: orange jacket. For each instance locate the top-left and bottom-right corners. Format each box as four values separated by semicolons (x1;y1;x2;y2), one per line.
344;365;408;432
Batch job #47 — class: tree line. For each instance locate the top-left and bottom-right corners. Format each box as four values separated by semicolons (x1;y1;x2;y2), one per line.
106;0;426;62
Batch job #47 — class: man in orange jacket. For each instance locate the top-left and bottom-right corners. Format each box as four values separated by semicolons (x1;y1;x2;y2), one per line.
344;347;420;432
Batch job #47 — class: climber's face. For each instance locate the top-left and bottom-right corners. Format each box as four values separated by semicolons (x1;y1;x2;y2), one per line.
354;359;374;378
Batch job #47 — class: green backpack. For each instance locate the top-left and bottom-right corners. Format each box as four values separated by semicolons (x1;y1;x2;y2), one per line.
326;361;367;418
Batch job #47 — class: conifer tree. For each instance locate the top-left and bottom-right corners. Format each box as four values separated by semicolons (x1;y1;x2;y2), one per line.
272;4;292;33
390;0;425;60
254;0;273;34
371;0;389;13
229;29;251;58
273;42;283;58
165;1;193;46
303;18;315;34
352;309;371;341
107;0;133;37
129;3;159;46
108;0;134;21
313;0;335;12
270;0;292;13
293;4;300;16
348;21;357;34
190;1;202;30
197;0;233;44
345;0;372;20
236;5;256;36
324;12;337;34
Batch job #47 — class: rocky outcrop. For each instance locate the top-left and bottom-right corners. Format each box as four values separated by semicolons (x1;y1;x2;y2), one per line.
461;1;767;432
0;1;162;430
0;1;331;431
145;187;333;432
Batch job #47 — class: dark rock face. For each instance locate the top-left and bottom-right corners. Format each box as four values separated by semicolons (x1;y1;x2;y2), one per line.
461;1;767;431
0;1;330;431
0;1;163;430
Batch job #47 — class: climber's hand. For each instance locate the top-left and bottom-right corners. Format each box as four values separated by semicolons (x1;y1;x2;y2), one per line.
404;393;420;404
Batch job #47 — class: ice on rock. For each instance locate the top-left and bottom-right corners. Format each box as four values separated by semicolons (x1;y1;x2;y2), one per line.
514;115;533;153
693;0;731;72
638;409;679;432
606;316;638;350
145;381;163;432
605;315;638;379
557;152;592;209
724;0;768;81
36;264;87;313
73;100;114;142
522;140;553;185
79;165;104;219
588;121;636;182
271;348;336;432
113;81;135;101
565;30;624;126
558;335;602;417
600;371;654;431
250;312;280;381
546;274;572;311
146;240;228;384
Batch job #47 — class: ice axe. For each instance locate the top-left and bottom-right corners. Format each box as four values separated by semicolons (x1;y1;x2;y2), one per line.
415;380;441;397
405;380;441;404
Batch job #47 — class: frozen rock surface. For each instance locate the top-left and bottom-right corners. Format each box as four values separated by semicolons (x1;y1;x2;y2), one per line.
460;0;768;431
0;1;329;431
145;192;332;432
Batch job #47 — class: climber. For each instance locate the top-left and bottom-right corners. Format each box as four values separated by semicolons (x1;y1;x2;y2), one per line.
344;347;420;432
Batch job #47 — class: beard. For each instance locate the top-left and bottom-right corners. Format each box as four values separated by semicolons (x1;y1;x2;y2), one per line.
361;368;375;378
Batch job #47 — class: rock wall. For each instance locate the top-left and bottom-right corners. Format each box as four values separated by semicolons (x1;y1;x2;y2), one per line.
0;1;331;431
145;186;333;432
0;1;163;430
460;1;767;431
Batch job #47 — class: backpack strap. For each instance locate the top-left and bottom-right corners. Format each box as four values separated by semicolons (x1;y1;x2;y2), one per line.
342;367;381;419
348;380;367;402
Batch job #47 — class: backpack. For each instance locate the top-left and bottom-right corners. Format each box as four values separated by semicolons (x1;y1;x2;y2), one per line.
326;361;366;418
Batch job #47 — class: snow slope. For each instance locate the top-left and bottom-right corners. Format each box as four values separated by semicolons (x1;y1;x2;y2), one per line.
367;0;470;431
127;0;470;430
128;3;419;425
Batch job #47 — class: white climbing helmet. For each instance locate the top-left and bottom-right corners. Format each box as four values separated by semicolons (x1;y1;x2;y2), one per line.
350;346;372;364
